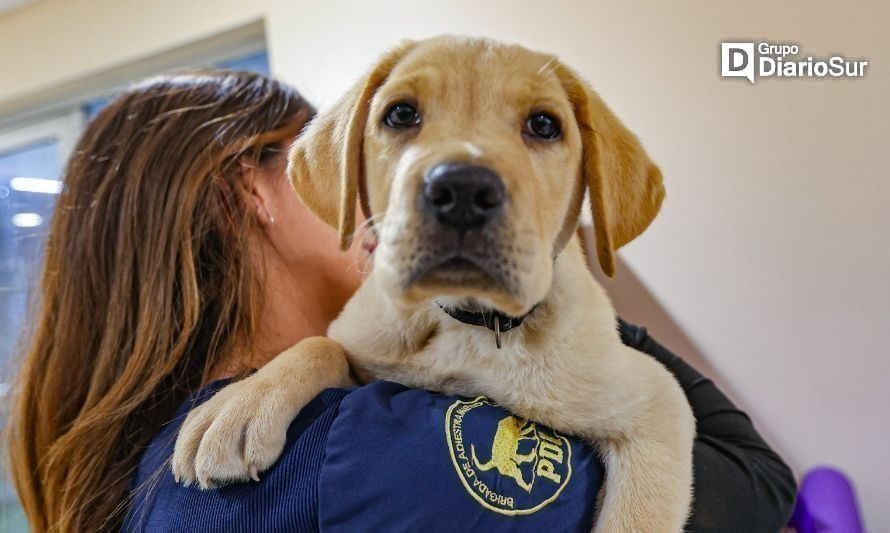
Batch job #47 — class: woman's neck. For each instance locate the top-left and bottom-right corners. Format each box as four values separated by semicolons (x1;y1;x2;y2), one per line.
256;260;336;357
208;252;356;383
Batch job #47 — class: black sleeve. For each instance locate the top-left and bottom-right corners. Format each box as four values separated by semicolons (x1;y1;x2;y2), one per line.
618;319;797;533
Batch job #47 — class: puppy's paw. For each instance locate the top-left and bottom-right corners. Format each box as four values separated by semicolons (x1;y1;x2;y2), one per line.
171;376;299;489
171;336;352;489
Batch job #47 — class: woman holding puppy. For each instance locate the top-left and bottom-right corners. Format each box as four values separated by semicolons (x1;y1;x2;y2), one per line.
8;70;795;532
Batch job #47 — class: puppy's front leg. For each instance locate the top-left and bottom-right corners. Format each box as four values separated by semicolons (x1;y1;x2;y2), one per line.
172;336;353;489
591;347;695;533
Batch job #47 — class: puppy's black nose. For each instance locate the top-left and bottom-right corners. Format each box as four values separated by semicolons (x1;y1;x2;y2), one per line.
422;163;505;232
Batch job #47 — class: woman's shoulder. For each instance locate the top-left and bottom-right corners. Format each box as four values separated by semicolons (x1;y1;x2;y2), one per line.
124;384;349;532
319;382;602;532
125;381;603;532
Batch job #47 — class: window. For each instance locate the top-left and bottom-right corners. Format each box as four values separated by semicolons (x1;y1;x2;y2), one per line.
0;110;82;531
0;48;268;531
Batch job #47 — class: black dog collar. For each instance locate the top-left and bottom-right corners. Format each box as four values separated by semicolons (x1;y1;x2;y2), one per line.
435;301;538;349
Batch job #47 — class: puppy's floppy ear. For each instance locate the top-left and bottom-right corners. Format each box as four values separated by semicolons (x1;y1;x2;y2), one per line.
556;64;665;277
288;41;417;249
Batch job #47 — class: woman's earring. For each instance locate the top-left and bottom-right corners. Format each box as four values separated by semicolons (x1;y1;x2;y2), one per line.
258;206;275;225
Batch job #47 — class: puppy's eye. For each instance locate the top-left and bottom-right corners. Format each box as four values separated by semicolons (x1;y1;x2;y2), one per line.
525;113;561;140
383;102;421;129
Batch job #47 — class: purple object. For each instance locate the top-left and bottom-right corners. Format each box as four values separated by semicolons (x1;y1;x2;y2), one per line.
789;467;865;533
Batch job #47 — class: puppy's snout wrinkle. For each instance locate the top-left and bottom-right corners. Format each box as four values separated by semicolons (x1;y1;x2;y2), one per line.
422;163;505;233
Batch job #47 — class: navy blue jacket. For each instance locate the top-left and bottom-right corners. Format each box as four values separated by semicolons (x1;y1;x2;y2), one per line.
124;381;602;532
123;321;795;532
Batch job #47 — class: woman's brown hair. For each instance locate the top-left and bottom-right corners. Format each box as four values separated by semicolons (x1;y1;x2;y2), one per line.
7;70;314;532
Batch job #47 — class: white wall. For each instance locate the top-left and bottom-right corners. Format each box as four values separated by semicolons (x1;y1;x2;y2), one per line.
1;0;888;527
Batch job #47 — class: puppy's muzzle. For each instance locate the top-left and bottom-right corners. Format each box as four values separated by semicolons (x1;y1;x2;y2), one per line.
421;163;505;233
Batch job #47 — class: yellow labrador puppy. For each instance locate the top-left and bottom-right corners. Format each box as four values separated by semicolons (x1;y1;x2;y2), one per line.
173;36;695;532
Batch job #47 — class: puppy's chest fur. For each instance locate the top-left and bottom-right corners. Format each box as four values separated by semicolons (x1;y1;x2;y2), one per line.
329;238;623;430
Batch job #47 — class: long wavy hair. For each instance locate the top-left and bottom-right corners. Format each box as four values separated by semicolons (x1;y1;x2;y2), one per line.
7;70;314;532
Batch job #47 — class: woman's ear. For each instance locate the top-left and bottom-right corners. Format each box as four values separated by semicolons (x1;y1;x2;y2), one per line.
288;40;418;250
556;63;665;277
240;157;277;226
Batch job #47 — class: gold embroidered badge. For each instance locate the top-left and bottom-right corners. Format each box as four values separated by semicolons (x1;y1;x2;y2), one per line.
445;397;572;515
